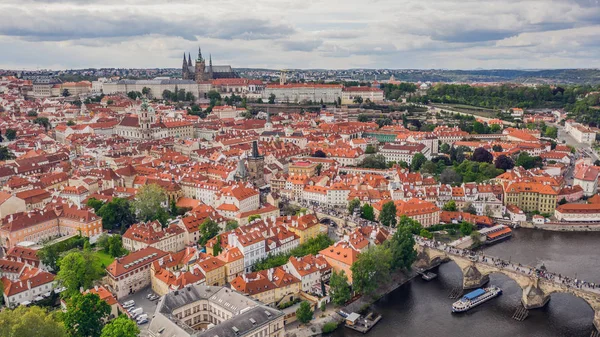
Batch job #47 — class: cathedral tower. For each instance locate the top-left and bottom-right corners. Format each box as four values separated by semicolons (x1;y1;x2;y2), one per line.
247;141;265;187
195;47;207;84
182;53;189;80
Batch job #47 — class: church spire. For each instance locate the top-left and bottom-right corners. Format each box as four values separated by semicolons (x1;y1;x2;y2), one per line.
188;53;192;66
182;53;187;67
209;54;213;67
197;47;203;61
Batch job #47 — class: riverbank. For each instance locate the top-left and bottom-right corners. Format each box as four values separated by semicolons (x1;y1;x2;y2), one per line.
520;222;600;232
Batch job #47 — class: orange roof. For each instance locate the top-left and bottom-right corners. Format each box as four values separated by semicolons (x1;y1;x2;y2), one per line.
319;242;359;266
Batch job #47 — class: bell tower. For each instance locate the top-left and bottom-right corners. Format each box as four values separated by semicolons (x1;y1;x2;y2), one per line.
195;47;207;84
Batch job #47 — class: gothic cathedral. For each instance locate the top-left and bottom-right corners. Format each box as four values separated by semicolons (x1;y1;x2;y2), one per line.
182;47;238;83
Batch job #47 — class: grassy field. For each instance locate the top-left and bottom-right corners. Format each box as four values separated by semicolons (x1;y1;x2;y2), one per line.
93;250;115;268
433;103;500;118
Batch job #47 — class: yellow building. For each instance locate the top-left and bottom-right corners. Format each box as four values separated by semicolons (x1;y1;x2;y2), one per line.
196;254;226;286
281;214;322;244
216;247;245;283
289;161;318;177
505;182;558;214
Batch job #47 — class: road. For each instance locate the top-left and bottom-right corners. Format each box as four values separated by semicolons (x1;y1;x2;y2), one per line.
429;104;516;126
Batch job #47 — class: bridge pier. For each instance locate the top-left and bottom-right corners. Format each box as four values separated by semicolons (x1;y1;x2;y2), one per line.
594;310;600;332
521;282;550;309
462;264;489;290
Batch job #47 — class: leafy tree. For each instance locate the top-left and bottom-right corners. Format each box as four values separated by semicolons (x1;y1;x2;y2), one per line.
463;202;477;215
360;203;375;221
127;91;142;100
454;160;504;182
66;120;76;126
357;114;370;122
389;223;417;270
329;270;351;305
0;306;66;337
419;228;433;239
100;315;139;337
98;234;126;258
515;152;543;170
27;110;38;117
442;200;457;212
490;124;502;133
33;117;51;130
358;154;387;169
495;154;514;170
56;251;103;298
420;160;437;175
198;219;220;246
353;96;363;104
459;222;475;236
411;153;426;171
96;198;136;230
313;150;327;158
225;220;239;231
351;245;392;295
212;236;223;256
141;87;151;97
162;90;173;100
296;301;313;323
347;199;360;214
492;144;503;152
133;184;167;222
248;214;262;222
365;144;376;154
472;121;487;134
439;143;450;154
0;146;16;160
315;163;323;176
62;89;70;97
558;197;568;205
378;201;397;227
86;198;104;213
440;168;462;185
268;93;276;104
64;293;110;337
544;126;558;139
5;128;16;141
472;147;493;163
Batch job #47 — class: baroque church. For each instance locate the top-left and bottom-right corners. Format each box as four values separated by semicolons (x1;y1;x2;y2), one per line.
182;47;238;83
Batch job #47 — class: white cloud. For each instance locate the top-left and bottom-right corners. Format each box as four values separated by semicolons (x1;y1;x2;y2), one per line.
0;0;599;69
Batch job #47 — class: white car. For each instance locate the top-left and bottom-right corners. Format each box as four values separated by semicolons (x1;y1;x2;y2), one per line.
137;318;148;325
122;300;135;308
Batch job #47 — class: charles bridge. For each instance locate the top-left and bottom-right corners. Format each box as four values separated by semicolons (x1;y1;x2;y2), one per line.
415;240;600;331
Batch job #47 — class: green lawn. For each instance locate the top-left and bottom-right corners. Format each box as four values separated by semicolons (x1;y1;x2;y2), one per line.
93;250;115;268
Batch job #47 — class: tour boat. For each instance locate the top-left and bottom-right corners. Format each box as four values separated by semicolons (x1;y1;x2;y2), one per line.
452;286;502;313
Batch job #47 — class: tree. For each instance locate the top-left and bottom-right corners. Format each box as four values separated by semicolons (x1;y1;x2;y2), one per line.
495;154;515;170
440;167;463;185
66;120;76;126
313;150;327;158
358;154;387;169
33;117;51;130
96;198;136;230
225;220;239;231
56;251;103;298
185;91;195;102
5;128;16;141
133;184;167;222
27;110;38;117
62;89;71;97
420;160;437;175
268;93;276;104
351;245;392;295
100;315;139;337
378;201;398;227
389;224;417;270
411;153;426;171
64;293;110;337
490;124;502;133
0;146;16;160
86;198;104;213
440;143;450;154
442;200;457;212
472;147;493;163
419;228;433;239
212;236;223;256
0;306;66;337
353;96;363;104
315;163;323;176
348;198;361;214
463;202;477;215
492;144;503;152
141;87;151;97
360;203;375;221
365;144;376;154
248;214;262;222
544;126;558;139
459;221;475;236
198;219;220;246
296;301;313;323
98;234;126;258
329;270;351;305
162;90;173;100
357;114;370;122
515;152;543;170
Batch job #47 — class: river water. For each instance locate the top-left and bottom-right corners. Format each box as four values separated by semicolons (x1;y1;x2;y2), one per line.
333;229;600;337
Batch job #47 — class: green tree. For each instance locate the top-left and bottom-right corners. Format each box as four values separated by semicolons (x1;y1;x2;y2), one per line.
492;144;503;152
225;220;239;231
420;160;437;175
442;200;457;212
33;117;51;130
463;203;477;215
56;251;103;298
64;293;110;337
268;93;276;104
0;146;16;161
5;128;16;141
360;203;375;221
296;301;313;323
0;306;66;337
351;245;392;295
329;270;351;305
141;87;151;97
248;214;262;223
27;110;38;117
544;126;558;139
378;201;398;227
96;198;136;230
37;244;60;272
389;225;417;270
353;96;363;104
357;114;370;122
459;221;475;236
440;143;450;154
419;228;433;239
62;89;70;97
86;198;105;213
315;163;323;175
212;235;223;256
365;144;376;154
66;120;76;126
100;315;140;337
198;219;220;246
358;154;387;169
411;153;426;171
322;322;338;334
348;198;361;214
133;184;167;222
515;152;543;170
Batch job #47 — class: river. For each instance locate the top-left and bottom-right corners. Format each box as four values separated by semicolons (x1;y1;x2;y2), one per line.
333;229;600;337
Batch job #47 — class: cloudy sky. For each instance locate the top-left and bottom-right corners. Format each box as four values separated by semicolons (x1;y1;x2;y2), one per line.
1;0;600;70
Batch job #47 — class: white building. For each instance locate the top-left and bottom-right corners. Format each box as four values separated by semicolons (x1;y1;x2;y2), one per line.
565;120;596;144
264;84;343;104
379;142;429;164
122;221;186;253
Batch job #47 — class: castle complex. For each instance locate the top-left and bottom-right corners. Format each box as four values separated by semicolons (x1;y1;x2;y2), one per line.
182;47;238;83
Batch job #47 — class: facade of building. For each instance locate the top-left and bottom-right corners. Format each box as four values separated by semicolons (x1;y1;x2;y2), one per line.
379;142;430;164
123;221;186;253
555;203;600;222
504;182;558;214
341;86;385;104
182;47;238;82
264;84;343;104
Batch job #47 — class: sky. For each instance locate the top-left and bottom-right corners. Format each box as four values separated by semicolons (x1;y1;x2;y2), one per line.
1;0;600;70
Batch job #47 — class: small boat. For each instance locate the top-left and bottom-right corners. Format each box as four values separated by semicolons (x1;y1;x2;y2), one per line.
452;286;502;313
422;272;437;281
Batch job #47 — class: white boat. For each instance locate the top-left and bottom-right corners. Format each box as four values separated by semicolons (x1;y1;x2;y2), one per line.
452;286;502;313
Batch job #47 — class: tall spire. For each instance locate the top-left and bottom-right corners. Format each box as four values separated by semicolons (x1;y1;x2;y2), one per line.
182;53;187;67
188;53;192;66
252;140;260;158
209;54;213;67
197;47;203;61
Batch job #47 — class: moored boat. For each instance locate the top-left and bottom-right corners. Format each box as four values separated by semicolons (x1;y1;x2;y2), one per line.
452;286;502;313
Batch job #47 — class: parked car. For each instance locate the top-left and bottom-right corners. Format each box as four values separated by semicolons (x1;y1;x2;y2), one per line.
137;318;149;325
130;308;143;317
136;314;148;321
122;301;135;309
